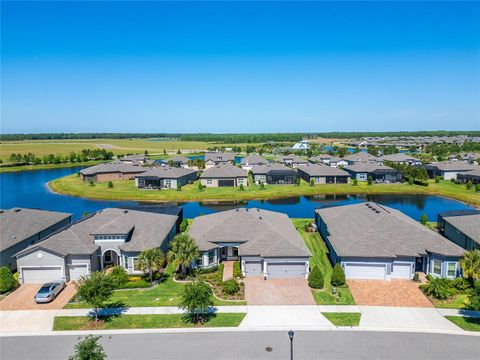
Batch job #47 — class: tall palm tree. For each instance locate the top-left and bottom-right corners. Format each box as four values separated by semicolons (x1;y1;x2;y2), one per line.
461;250;480;282
168;234;199;278
138;248;165;285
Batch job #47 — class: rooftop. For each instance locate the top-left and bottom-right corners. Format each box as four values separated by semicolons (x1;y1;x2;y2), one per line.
135;166;197;179
200;163;247;178
240;154;268;166
251;163;296;175
204;152;235;163
425;161;480;172
440;210;480;246
80;162;147;175
297;163;350;177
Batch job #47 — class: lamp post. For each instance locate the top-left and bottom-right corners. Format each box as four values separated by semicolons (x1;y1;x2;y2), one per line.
288;330;294;360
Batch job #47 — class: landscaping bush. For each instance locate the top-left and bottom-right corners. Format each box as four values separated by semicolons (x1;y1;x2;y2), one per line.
452;277;471;291
239;184;244;191
308;266;324;289
179;219;189;233
476;183;480;192
470;281;480;311
295;178;301;186
413;179;429;187
260;182;265;190
89;180;95;186
233;261;243;279
420;214;428;225
466;181;473;190
310;178;315;186
195;265;219;275
352;179;358;186
407;177;413;185
367;176;373;185
413;272;420;282
331;264;346;287
120;280;151;289
107;181;113;188
434;176;442;183
216;264;224;286
420;278;454;300
0;267;17;294
222;279;240;295
109;266;129;289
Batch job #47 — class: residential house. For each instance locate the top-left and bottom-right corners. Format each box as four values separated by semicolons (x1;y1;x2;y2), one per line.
344;163;403;183
315;203;465;280
309;154;348;168
240;154;268;171
80;162;148;182
189;208;312;279
457;170;480;184
200;164;248;187
15;208;178;284
379;153;423;166
0;208;72;271
424;161;479;180
135;166;197;189
251;163;298;185
291;140;309;151
119;154;153;166
296;163;350;184
204;152;235;169
344;152;379;165
276;155;309;168
438;210;480;251
161;156;191;168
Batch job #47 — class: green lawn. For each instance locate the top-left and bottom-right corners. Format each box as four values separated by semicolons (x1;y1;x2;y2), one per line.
293;219;355;305
49;175;480;206
445;316;480;332
0;160;103;173
53;313;246;331
430;293;471;309
322;312;361;327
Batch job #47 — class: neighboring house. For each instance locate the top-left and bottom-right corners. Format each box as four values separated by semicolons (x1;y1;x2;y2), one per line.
424;161;479;180
204;152;235;169
119;154;153;166
80;162;148;182
315;202;465;280
344;152;379;164
240;154;268;171
0;208;72;271
135;166;198;189
189;208;312;279
161;156;191;168
457;170;480;184
291;140;310;151
200;164;248;187
438;210;480;251
457;153;480;164
276;155;309;168
15;208;178;284
296;163;350;184
344;163;403;183
309;154;348;168
251;163;298;185
379;153;423;166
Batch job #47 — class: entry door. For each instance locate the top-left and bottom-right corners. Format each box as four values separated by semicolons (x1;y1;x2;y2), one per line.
220;247;227;259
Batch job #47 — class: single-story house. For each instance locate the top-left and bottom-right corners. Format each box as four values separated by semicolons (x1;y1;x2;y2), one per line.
344;152;379;165
119;154;153;166
276;155;309;168
309;155;348;168
189;208;312;279
0;208;72;271
379;153;422;166
291;140;309;151
204;152;235;169
240;154;268;171
315;203;465;280
344;163;403;183
438;210;480;251
15;208;178;284
251;163;298;185
296;163;350;184
200;164;248;187
457;170;480;184
80;162;148;182
424;161;480;180
135;166;198;189
160;156;191;168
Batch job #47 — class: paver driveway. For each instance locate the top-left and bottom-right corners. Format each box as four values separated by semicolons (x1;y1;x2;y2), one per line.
347;279;433;307
244;277;315;305
0;283;76;311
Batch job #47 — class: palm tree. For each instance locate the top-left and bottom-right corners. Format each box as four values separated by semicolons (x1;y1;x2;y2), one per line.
138;248;164;284
461;250;480;282
168;234;199;278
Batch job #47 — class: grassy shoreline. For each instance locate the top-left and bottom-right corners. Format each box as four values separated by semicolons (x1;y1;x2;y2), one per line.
48;175;480;207
0;160;103;173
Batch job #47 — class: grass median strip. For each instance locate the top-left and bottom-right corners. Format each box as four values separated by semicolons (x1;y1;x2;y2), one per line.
445;316;480;332
53;313;246;331
322;312;361;327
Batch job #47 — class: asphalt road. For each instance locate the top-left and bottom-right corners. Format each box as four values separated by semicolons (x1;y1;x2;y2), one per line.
1;330;479;360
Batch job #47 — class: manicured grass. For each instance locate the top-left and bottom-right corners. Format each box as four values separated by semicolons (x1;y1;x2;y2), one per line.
431;293;471;309
293;219;356;305
322;312;361;327
49;175;480;206
0;160;103;173
53;313;246;331
445;316;480;332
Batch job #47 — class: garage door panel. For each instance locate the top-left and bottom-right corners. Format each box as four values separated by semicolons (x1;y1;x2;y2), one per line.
391;263;412;279
69;264;89;280
268;263;306;278
345;263;386;280
22;267;63;283
245;261;262;276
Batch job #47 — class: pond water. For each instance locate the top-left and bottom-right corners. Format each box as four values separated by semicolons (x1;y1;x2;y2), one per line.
0;167;476;221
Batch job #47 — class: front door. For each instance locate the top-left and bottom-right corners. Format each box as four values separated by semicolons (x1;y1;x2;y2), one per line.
220;247;227;259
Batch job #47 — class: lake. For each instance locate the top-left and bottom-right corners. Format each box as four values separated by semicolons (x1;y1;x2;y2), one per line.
0;167;476;221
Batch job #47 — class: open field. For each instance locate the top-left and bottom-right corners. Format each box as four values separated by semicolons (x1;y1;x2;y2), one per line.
49;176;480;206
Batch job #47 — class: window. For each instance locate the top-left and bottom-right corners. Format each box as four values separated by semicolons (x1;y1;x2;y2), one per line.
447;262;456;277
432;259;442;275
165;180;171;188
104;252;112;263
208;250;215;265
133;258;141;272
197;256;203;267
207;179;212;185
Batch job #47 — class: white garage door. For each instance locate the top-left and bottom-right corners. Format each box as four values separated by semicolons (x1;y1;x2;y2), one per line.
69;264;89;280
391;263;412;279
344;263;386;280
244;261;262;276
22;267;63;284
268;263;306;278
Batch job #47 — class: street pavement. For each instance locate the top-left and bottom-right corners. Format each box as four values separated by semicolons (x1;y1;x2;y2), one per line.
1;330;479;360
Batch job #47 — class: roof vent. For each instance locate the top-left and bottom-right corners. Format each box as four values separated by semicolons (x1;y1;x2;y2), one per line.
123;210;128;213
14;209;21;212
235;209;239;212
256;209;260;212
259;216;262;220
375;210;380;214
246;208;249;212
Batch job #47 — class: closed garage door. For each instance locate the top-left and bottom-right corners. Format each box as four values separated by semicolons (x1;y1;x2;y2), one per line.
391;263;412;279
244;261;262;276
22;267;63;284
344;263;386;280
69;264;89;280
268;263;306;278
218;179;235;187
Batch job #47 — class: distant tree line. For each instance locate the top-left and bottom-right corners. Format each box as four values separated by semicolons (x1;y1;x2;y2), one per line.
6;149;114;166
424;142;480;160
0;133;176;141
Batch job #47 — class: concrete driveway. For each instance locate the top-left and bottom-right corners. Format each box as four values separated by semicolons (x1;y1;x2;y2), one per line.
347;279;433;307
0;283;76;311
244;277;315;305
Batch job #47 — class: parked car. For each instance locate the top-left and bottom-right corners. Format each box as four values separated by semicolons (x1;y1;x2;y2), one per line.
34;281;65;303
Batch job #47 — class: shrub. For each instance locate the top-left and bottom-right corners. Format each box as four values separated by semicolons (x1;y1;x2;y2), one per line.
239;184;244;191
310;178;315;186
367;176;373;185
434;176;441;183
177;183;182;191
466;181;473;190
408;177;413;185
295;178;301;186
222;279;240;295
308;266;324;289
233;261;243;278
195;265;219;275
107;181;113;188
109;266;129;288
331;264;346;287
198;182;204;191
420;278;454;300
0;267;17;294
413;272;420;282
413;179;429;187
216;264;224;286
260;182;265;190
179;219;189;233
180;280;214;323
452;277;471;291
476;183;480;192
451;178;456;183
470;281;480;311
420;214;428;225
89;180;95;186
352;179;358;186
121;280;150;289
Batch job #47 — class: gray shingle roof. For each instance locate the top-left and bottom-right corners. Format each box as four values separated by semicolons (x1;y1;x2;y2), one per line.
15;208;178;256
0;208;72;252
344;152;378;162
276;155;308;164
80;162;147;175
458;170;480;178
166;156;190;164
296;163;349;177
204;152;235;163
425;161;479;172
251;163;296;175
344;163;397;173
189;208;311;257
441;211;480;246
135;166;197;179
315;203;465;258
309;155;345;163
240;154;268;166
200;164;247;179
380;153;421;162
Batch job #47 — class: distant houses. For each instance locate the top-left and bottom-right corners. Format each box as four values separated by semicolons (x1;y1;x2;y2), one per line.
378;153;422;166
252;163;298;185
80;162;148;182
344;163;403;183
200;164;248;187
424;161;479;180
240;154;268;171
276;155;309;168
309;154;348;168
204;152;235;169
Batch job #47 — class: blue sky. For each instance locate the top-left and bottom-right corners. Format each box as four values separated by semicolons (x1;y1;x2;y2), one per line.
1;1;479;133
